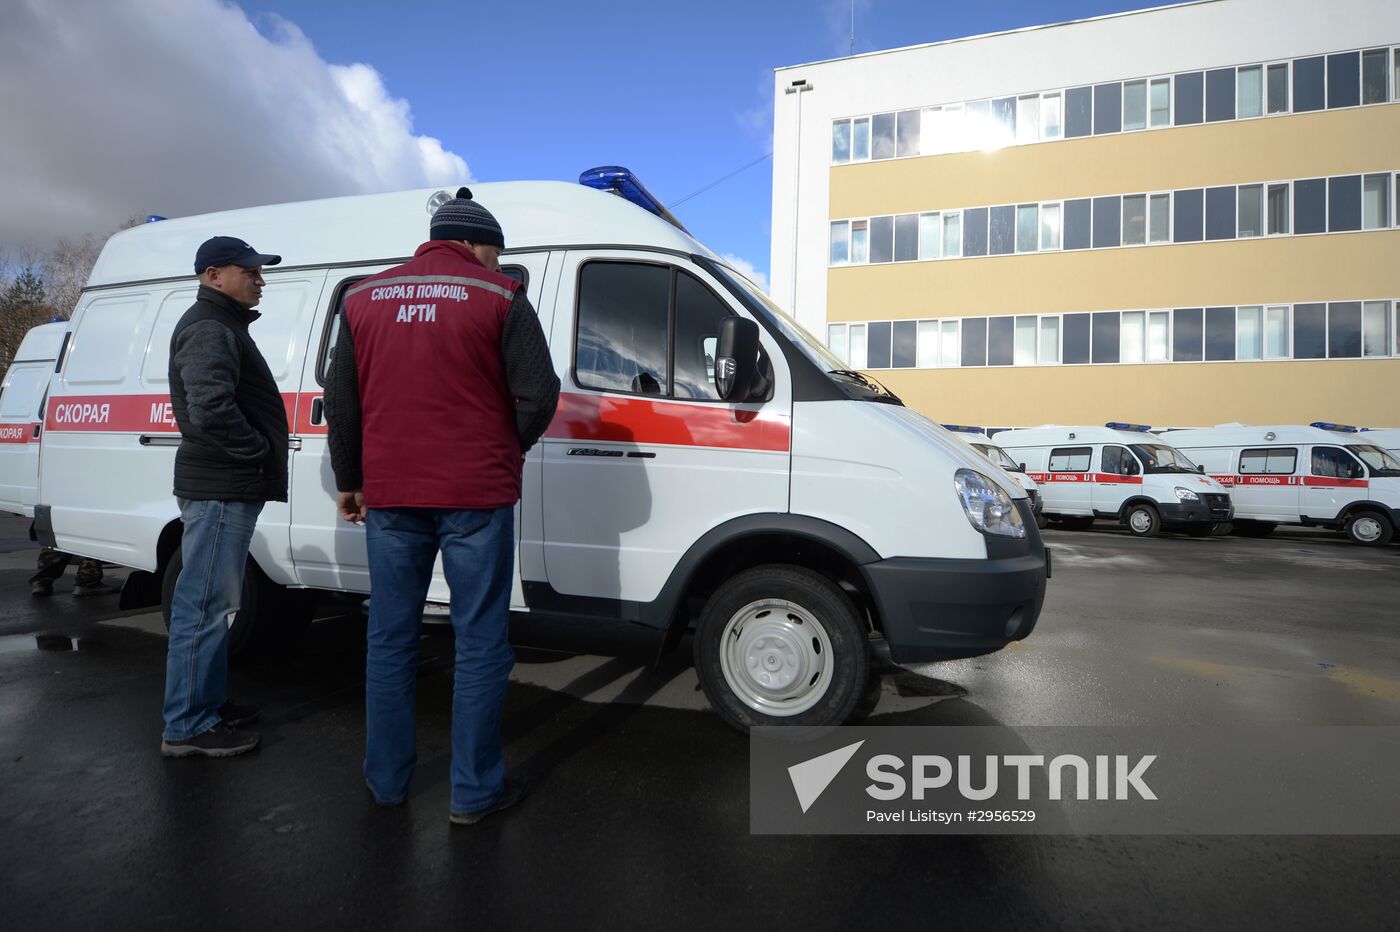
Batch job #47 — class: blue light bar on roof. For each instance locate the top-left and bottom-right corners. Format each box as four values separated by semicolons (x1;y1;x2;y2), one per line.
145;215;166;223
579;166;689;233
1106;422;1152;432
941;424;983;433
1311;421;1358;432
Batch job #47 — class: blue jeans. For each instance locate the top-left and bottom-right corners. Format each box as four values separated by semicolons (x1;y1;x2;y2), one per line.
162;498;263;741
363;506;515;812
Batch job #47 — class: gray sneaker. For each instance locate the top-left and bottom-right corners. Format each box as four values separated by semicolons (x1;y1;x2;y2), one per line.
449;777;529;825
160;723;260;758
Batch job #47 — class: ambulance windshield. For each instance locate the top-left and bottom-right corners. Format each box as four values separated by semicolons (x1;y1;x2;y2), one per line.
972;443;1020;471
1129;443;1200;474
1348;444;1400;476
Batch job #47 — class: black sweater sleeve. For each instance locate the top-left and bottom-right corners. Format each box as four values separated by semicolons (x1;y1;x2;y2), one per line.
323;313;363;492
500;290;560;452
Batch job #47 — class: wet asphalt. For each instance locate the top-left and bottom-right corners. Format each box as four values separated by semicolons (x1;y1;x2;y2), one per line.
1;514;1397;930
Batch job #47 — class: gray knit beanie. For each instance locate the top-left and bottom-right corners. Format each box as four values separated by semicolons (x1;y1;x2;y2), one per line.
430;187;504;248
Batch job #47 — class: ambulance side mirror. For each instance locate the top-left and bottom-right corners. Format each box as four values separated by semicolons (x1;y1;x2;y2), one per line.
1018;463;1027;474
1197;465;1206;474
715;317;761;403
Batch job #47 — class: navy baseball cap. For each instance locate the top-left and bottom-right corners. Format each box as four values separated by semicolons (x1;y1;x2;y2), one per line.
194;236;282;274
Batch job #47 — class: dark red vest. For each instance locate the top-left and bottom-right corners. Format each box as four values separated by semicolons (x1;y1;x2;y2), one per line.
345;240;523;509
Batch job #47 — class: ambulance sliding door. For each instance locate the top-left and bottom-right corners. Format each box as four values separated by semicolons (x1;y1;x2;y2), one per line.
0;361;51;516
1235;447;1300;519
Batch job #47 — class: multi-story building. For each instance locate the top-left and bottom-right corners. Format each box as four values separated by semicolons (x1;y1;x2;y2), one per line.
770;0;1400;428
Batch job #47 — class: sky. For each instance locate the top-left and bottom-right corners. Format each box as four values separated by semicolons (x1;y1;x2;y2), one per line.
0;0;1171;288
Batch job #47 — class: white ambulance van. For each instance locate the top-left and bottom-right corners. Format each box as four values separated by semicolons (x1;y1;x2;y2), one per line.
0;321;66;517
995;423;1233;537
942;425;1045;527
1360;428;1400;460
1168;423;1400;546
30;168;1048;729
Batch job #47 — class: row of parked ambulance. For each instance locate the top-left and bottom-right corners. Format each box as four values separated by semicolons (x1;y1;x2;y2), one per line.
948;423;1400;547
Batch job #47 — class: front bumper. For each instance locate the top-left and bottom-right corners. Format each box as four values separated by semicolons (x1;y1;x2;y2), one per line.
860;500;1048;664
1158;493;1233;526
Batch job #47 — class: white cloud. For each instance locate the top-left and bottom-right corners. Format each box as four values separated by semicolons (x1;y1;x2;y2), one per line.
0;0;470;246
721;254;769;293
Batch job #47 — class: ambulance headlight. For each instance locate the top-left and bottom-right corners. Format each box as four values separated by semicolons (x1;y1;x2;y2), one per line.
954;469;1026;539
1174;487;1199;501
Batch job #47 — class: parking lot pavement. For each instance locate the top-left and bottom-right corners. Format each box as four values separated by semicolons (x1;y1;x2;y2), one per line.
2;514;1398;930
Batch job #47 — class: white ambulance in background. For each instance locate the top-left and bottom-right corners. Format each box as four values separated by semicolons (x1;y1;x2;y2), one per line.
1168;423;1400;546
1360;428;1400;460
942;425;1045;527
0;321;66;517
995;423;1234;537
27;168;1049;730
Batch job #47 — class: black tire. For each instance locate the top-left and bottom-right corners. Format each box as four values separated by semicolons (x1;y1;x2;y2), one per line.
1233;520;1277;538
693;564;871;731
161;548;315;659
1123;503;1161;537
1034;512;1049;530
1057;516;1095;531
1344;511;1394;547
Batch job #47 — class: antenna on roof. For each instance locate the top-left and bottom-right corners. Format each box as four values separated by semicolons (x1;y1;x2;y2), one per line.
850;0;855;55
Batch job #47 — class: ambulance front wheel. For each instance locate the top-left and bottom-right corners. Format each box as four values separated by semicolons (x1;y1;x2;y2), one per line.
1123;503;1161;537
161;549;315;659
1344;511;1394;547
694;564;872;732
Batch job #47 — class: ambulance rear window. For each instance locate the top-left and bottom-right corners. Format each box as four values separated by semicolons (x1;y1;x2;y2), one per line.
1049;446;1092;471
1239;448;1296;475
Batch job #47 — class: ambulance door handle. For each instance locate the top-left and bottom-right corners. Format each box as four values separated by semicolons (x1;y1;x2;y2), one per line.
310;397;324;425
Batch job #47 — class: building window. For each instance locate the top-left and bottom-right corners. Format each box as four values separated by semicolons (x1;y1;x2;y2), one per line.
869;216;894;263
991;97;1017;146
1266;63;1289;113
1040;203;1061;250
1017;95;1040;145
920;106;944;156
1238;185;1264;238
1173;188;1204;243
872;112;897;159
963;207;989;257
826;324;848;363
1294;178;1326;234
1264;305;1290;358
1362;173;1390;230
894;214;919;262
1328;175;1361;232
1395;49;1400;101
1063;199;1091;250
1206;186;1237;241
966;100;991;148
1293;56;1325;112
1094;82;1122;134
1149;193;1170;243
1123;80;1147;131
1362;48;1389;104
1237;65;1263;118
1292;303;1326;359
1065;86;1093;138
896;109;921;158
1041;92;1063;140
1120;194;1146;245
939;319;959;366
919;212;941;259
1149;78;1171;127
917;320;938;367
1039;316;1060;363
851;220;869;263
1147;310;1170;361
831;120;851;164
1063;313;1091;364
1175;71;1204;124
942;212;961;258
848;323;867;369
852;117;870;161
867;320;892;368
1205;306;1236;361
1092;312;1120;364
1015;316;1037;365
989;205;1016;256
1362;300;1391;357
961;317;987;367
1016;204;1039;253
1206;67;1236;122
892;320;918;368
1173;308;1204;361
1327;51;1361;108
1267;183;1290;235
1121;310;1145;363
1327;302;1362;358
1237;306;1263;360
1092;196;1121;249
829;221;849;264
988;316;1015;366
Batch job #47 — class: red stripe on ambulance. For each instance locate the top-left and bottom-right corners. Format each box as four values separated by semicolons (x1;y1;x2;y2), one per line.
43;393;301;434
0;423;38;444
545;392;791;452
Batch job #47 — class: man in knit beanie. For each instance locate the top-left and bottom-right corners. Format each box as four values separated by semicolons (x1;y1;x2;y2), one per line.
324;186;559;825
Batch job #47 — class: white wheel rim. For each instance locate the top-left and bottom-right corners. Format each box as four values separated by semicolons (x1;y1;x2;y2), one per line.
1352;517;1382;542
718;598;834;717
1129;510;1152;533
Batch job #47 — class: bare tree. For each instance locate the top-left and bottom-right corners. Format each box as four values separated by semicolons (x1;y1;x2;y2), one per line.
0;266;55;370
